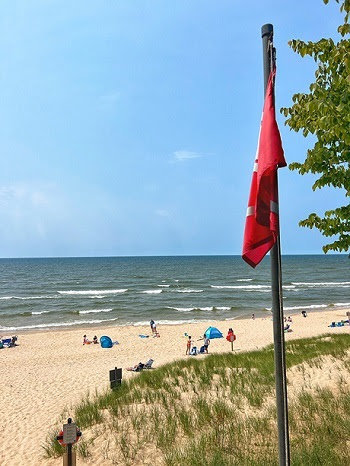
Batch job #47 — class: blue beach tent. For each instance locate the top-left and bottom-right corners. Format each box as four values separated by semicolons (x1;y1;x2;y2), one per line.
205;326;223;339
100;335;113;348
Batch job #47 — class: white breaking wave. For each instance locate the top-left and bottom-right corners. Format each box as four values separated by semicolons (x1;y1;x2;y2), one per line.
283;304;328;311
0;296;12;300
168;306;231;312
291;281;350;287
334;302;350;307
211;285;270;290
0;317;119;332
174;289;203;293
79;309;113;315
58;289;127;295
142;289;162;294
157;284;170;288
88;295;105;299
237;278;253;282
32;311;50;315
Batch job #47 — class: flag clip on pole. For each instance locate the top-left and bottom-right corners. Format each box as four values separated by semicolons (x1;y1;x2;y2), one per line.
242;24;290;466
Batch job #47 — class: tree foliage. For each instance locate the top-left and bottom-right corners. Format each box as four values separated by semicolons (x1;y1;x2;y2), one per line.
281;0;350;253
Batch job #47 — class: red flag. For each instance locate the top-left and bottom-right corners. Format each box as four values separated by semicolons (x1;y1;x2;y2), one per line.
242;69;286;268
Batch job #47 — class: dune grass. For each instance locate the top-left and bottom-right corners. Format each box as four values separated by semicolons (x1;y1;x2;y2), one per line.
44;333;350;465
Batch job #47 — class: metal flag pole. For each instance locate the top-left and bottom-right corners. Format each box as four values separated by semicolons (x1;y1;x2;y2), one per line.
261;23;290;466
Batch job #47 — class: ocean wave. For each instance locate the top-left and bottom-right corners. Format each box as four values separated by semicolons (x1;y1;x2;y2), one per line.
211;285;270;290
141;290;162;294
333;302;350;307
131;318;211;327
0;295;58;300
236;278;253;282
174;289;203;293
157;284;170;287
0;317;119;332
283;304;328;311
58;289;128;295
79;309;113;315
32;311;50;315
167;306;232;313
291;281;350;287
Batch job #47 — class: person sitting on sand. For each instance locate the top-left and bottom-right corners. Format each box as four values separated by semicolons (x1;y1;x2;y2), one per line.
301;310;307;318
185;335;192;355
93;335;99;344
83;335;91;345
126;362;145;372
9;335;18;347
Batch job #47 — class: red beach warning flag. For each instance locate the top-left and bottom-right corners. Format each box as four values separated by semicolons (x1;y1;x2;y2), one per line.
242;69;286;268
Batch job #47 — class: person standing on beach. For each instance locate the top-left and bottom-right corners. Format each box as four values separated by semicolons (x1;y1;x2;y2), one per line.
185;335;192;355
150;319;155;334
203;334;210;354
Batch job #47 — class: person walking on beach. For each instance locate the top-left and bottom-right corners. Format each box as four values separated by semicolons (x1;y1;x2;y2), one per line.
185;335;192;355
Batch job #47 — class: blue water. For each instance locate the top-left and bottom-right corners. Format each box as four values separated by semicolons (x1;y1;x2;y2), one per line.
0;255;349;332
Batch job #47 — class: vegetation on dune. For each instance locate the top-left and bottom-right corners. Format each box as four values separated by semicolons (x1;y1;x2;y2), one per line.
43;333;350;465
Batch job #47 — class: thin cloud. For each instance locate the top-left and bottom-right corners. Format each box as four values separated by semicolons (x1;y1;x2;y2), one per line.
173;150;202;162
155;209;171;218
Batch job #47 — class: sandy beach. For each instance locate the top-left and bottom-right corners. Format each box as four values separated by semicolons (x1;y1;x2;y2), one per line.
1;308;349;465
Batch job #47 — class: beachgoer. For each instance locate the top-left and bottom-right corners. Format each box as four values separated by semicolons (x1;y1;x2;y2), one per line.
186;336;192;355
203;334;210;354
226;328;235;341
151;321;157;335
83;335;91;345
126;362;145;372
346;310;350;324
287;316;293;322
9;335;18;347
93;335;99;344
301;310;307;318
252;313;255;320
150;320;156;335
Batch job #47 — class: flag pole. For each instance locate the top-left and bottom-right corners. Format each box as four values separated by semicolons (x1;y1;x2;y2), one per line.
261;24;290;466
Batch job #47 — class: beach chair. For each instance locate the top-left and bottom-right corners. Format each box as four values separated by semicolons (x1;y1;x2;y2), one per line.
144;359;154;369
1;338;12;347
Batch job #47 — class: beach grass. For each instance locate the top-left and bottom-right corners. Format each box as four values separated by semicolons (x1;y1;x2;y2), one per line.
43;333;350;465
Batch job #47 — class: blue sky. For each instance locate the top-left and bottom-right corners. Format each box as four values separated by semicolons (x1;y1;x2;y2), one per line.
0;0;346;258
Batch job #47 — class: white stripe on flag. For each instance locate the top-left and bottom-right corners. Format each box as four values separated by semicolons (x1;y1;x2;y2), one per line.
246;206;255;216
253;162;258;172
270;200;279;214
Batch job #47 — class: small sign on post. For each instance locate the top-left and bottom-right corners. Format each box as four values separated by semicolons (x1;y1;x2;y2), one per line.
110;367;122;389
56;418;82;466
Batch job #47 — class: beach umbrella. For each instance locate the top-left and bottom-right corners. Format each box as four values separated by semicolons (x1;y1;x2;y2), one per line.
204;326;223;339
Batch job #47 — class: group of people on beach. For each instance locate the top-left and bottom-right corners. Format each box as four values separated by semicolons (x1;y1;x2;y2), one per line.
83;335;99;345
185;333;211;355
